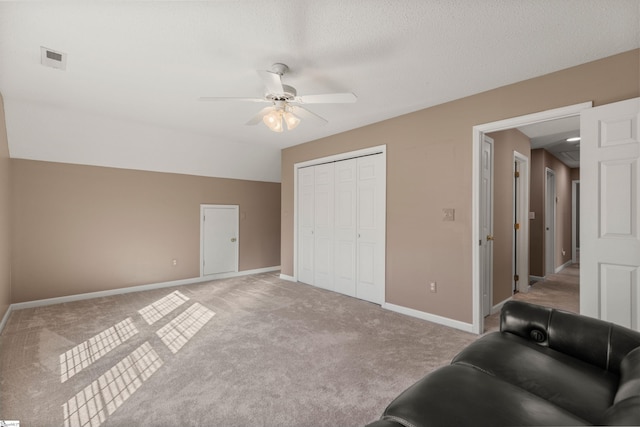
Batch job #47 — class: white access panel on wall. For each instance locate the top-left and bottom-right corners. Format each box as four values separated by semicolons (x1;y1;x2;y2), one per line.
296;149;386;305
201;204;239;277
581;97;640;330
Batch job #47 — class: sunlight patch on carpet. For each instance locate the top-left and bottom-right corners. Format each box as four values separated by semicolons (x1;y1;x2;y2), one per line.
60;318;139;383
138;291;189;325
62;341;163;427
156;303;215;354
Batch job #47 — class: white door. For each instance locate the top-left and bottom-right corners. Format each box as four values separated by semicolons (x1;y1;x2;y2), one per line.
298;167;315;285
572;180;580;263
201;205;238;276
581;97;640;330
513;151;530;293
313;163;335;290
480;135;494;316
545;168;556;276
334;159;357;297
356;154;386;304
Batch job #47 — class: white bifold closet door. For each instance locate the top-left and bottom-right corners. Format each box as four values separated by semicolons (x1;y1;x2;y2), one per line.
297;153;385;305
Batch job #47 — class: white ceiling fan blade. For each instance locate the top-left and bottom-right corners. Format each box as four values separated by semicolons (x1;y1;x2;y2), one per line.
294;92;357;104
245;106;275;125
199;97;268;103
257;70;284;95
289;105;328;126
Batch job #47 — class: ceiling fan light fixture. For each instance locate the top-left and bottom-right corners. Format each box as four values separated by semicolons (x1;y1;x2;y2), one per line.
283;111;300;130
263;110;283;132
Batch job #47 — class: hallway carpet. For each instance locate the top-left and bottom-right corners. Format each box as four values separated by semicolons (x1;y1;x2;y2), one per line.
484;263;580;332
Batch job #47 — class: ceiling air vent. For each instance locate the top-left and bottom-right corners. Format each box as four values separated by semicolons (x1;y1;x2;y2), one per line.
40;46;67;70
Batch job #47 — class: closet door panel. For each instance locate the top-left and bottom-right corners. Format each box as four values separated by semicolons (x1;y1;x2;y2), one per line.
298;167;315;285
313;163;334;290
334;159;357;297
356;154;385;304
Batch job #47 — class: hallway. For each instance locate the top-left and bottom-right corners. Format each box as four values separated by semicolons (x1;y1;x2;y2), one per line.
484;263;579;333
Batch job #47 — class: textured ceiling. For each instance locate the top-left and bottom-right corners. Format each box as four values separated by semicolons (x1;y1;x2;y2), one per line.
0;1;638;181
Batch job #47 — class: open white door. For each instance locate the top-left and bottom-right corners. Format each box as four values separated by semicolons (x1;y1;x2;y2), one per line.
513;151;530;293
581;97;640;330
545;168;556;276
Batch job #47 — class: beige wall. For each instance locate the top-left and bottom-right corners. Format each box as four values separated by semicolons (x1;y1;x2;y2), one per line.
0;95;10;320
570;168;580;181
11;160;281;303
530;149;573;277
281;49;640;324
486;129;531;305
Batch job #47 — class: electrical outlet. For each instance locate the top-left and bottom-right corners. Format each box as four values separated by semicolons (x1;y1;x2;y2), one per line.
172;259;178;266
430;282;437;293
442;208;455;222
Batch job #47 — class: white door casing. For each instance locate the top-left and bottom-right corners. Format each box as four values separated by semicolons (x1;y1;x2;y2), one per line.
201;205;239;276
581;97;640;330
480;135;494;316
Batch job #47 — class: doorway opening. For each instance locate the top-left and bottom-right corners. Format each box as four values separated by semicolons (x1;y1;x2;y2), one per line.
472;102;592;334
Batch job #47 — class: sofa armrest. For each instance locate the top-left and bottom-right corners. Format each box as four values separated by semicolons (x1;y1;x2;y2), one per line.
500;301;640;374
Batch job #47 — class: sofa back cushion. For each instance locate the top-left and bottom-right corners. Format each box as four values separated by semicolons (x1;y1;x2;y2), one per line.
500;301;640;374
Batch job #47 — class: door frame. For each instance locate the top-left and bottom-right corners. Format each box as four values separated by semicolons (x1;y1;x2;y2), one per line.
290;145;386;290
513;151;530;294
200;204;239;278
545;168;556;276
472;102;592;334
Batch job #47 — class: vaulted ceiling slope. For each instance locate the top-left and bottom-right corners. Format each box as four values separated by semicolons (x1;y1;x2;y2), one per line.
1;1;638;182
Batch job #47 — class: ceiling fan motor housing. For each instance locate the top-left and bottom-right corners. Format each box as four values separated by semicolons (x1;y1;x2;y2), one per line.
266;84;297;102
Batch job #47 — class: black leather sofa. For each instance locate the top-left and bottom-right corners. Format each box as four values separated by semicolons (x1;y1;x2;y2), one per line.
367;300;640;426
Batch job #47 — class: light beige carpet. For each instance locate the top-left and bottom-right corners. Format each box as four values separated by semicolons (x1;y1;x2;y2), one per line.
0;272;478;427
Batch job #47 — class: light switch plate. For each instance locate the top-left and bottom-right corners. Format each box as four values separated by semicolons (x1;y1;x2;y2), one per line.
443;208;455;221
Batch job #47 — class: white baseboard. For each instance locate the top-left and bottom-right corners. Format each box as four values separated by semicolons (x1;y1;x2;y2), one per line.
9;266;281;312
0;305;12;335
491;298;511;315
382;302;474;333
530;275;544;282
555;260;573;274
279;274;296;282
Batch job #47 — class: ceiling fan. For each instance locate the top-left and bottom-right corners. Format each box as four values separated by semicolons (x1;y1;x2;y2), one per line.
199;63;357;132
